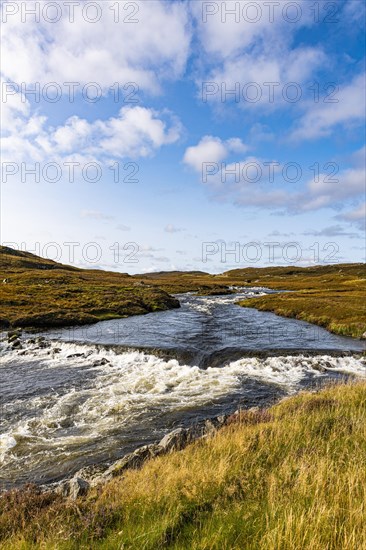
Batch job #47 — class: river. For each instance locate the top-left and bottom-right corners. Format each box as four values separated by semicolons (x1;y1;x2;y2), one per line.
1;289;365;489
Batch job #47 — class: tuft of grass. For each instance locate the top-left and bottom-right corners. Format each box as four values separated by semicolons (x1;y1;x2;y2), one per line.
1;381;365;549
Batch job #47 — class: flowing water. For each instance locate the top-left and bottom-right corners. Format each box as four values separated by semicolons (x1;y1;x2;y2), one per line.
1;289;365;489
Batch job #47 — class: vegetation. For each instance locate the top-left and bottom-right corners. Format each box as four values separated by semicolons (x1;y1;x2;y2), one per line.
1;381;365;549
1;246;365;336
230;265;366;338
0;247;179;329
141;264;366;338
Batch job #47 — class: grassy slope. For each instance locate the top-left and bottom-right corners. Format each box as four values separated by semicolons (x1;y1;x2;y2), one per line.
1;381;365;549
139;264;366;338
0;247;179;329
226;265;366;338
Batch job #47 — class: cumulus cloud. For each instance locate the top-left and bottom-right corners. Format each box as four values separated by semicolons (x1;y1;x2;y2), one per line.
1;0;191;93
336;203;366;231
192;0;326;111
302;225;361;238
183;136;248;171
1;106;182;163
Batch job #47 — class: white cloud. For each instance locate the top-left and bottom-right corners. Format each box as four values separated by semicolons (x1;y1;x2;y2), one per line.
183;135;248;171
1;106;182;163
190;0;313;59
1;1;191;94
186;142;366;218
337;203;366;230
290;73;366;140
164;224;185;234
192;0;326;112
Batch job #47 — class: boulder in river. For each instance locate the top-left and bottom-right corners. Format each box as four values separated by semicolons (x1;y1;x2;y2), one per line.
92;358;110;367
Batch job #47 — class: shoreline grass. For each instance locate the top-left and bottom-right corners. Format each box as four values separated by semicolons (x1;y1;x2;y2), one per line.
1;380;365;549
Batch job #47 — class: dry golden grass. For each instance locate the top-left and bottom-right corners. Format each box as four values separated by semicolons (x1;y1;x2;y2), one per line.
1;381;365;549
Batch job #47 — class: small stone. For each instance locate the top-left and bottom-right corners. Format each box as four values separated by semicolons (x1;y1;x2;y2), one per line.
92;358;110;367
11;339;22;349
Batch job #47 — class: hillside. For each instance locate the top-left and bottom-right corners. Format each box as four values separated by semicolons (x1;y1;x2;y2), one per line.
0;247;179;329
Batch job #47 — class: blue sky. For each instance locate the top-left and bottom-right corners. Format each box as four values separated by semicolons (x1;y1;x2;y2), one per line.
1;0;365;273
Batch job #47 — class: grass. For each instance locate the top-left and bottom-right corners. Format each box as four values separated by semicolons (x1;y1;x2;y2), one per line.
1;380;365;549
0;247;180;329
231;265;366;338
1;246;365;336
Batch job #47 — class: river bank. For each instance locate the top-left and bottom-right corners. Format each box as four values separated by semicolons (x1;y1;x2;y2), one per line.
1;380;365;549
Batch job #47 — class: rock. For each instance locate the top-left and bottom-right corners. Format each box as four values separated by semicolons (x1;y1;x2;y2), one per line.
8;329;21;339
217;415;228;426
11;339;22;349
53;348;61;354
203;418;220;435
56;477;90;499
157;428;189;453
67;353;84;359
361;332;366;339
8;334;19;343
38;341;51;349
104;444;161;478
92;358;110;367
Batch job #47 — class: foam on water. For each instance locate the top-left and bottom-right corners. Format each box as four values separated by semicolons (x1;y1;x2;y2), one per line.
0;339;365;477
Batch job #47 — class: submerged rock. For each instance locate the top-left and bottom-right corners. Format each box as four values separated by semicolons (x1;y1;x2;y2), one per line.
92;358;110;367
11;339;22;349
